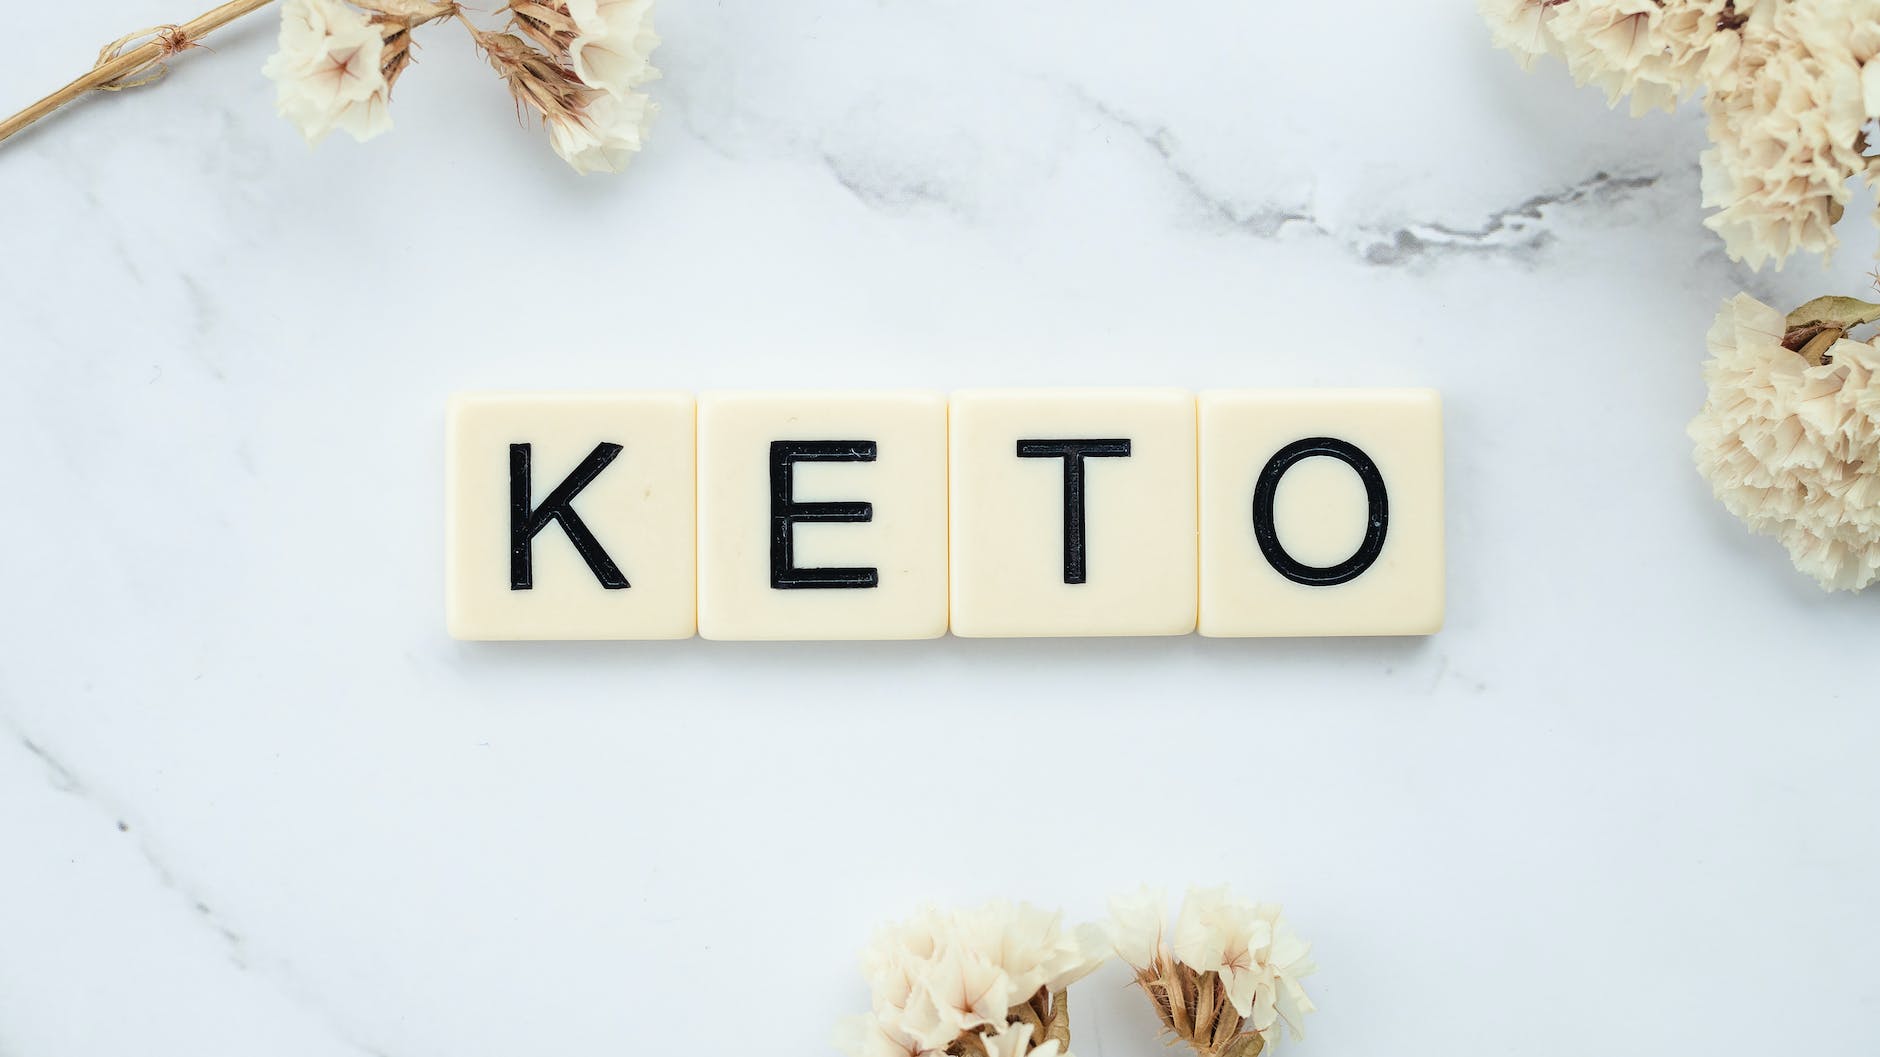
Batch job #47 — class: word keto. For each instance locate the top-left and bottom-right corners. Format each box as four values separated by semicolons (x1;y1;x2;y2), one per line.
445;389;1444;640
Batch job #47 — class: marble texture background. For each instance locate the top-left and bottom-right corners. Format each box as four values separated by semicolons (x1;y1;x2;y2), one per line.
2;2;1877;1055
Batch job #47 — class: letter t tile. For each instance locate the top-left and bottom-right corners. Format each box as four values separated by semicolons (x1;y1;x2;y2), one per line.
949;389;1198;637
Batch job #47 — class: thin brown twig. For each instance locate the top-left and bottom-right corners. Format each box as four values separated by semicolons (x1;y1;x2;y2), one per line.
0;0;277;145
453;6;488;41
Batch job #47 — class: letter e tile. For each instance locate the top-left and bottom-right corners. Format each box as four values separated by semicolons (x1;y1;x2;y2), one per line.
696;392;949;640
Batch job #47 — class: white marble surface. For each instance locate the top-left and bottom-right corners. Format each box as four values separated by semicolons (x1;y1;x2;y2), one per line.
3;2;1878;1055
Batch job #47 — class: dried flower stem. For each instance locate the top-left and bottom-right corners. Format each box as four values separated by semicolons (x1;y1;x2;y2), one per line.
0;0;277;145
453;6;488;40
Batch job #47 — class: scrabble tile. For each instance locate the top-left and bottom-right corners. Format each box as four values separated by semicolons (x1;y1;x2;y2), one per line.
1198;389;1443;637
446;392;696;640
696;392;949;640
949;389;1197;637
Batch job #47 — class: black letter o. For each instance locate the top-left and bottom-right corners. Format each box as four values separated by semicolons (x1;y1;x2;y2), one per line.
1252;437;1388;587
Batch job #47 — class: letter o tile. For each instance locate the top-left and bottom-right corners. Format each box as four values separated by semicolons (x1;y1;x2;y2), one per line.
1198;389;1443;637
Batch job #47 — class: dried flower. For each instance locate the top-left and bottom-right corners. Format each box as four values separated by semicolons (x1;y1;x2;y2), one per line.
1107;885;1166;970
567;0;660;97
1546;0;1686;115
262;0;393;144
1527;0;1755;110
1484;3;1880;588
547;89;654;174
476;29;654;174
1479;0;1876;270
504;0;658;171
508;0;659;96
1689;293;1880;591
1480;0;1762;99
1655;0;1754;92
1699;6;1870;269
1110;886;1316;1056
1477;0;1561;70
838;902;1106;1057
4;0;661;174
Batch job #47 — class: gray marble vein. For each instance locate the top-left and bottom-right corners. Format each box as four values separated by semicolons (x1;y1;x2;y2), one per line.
1076;89;1664;266
9;721;249;962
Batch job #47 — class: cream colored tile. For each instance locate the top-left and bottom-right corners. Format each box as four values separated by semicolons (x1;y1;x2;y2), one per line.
696;392;948;640
949;389;1197;637
446;392;696;640
1198;389;1443;637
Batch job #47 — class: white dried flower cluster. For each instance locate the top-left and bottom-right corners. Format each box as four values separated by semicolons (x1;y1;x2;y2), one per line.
1479;0;1880;269
1109;886;1316;1053
1480;0;1746;110
261;0;658;175
836;902;1108;1057
1701;3;1877;268
262;0;393;145
1689;294;1880;590
518;0;661;173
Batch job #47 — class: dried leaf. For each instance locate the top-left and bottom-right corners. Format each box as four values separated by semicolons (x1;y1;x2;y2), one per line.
1164;966;1193;1039
1210;1005;1242;1053
1030;987;1051;1026
510;0;577;32
1144;978;1177;1031
1220;1031;1265;1057
1787;296;1880;331
375;17;414;90
1009;1000;1045;1046
1046;990;1071;1050
1176;962;1203;1027
510;0;578;55
1193;972;1217;1041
